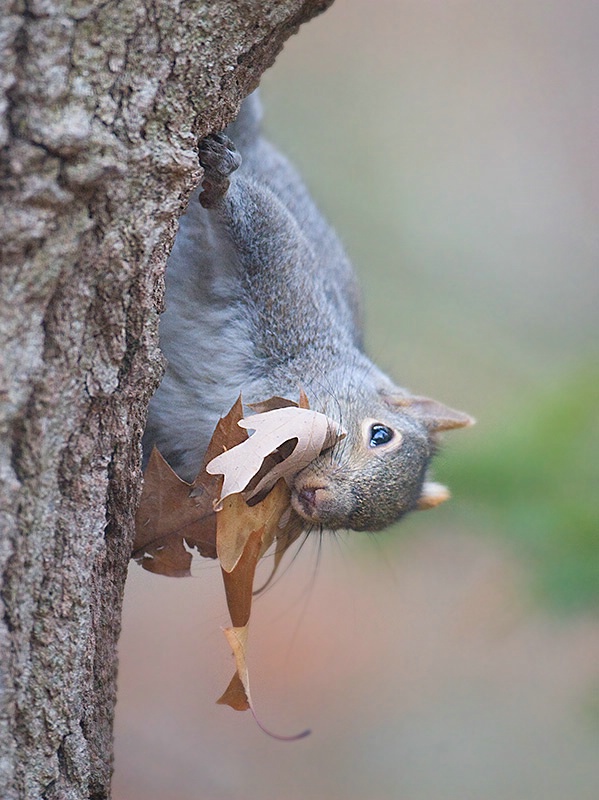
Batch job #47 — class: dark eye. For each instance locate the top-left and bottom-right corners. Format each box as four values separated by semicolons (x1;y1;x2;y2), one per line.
369;424;394;447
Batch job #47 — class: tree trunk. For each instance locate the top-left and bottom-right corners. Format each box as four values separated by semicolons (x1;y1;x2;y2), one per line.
0;2;333;797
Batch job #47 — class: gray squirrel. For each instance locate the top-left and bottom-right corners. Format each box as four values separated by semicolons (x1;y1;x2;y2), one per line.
142;92;473;532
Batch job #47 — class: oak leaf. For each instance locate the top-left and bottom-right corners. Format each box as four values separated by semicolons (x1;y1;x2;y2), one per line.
217;479;292;574
206;406;345;502
217;627;252;711
133;392;326;738
215;486;309;738
247;387;309;413
132;447;217;576
133;397;248;574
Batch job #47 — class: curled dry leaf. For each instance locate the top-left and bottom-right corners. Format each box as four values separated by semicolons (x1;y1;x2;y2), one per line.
206;406;346;502
217;625;310;741
247;396;299;414
217;479;291;574
132;397;248;574
247;386;309;414
132;447;217;575
133;391;337;737
216;483;309;739
253;507;305;596
217;627;252;711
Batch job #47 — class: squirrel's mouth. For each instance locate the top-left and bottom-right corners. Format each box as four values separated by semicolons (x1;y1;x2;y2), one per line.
290;483;328;524
290;460;356;530
290;477;352;530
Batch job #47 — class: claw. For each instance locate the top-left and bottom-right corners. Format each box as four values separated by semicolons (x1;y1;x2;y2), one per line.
198;133;242;207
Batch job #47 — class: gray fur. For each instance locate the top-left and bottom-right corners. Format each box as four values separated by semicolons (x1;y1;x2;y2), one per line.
143;92;470;531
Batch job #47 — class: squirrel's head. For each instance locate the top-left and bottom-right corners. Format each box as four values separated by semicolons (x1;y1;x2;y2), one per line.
290;390;474;532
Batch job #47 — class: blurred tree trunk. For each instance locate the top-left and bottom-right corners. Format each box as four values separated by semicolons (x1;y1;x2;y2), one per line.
0;1;333;797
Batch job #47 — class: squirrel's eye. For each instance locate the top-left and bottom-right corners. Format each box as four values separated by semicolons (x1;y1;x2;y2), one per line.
369;424;394;447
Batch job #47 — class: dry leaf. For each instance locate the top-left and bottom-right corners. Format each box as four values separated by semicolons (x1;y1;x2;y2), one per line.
220;525;265;626
194;397;248;485
132;447;217;575
247;387;309;414
134;393;319;738
217;625;255;716
217;624;310;740
253;511;305;596
217;480;302;621
133;397;247;574
217;480;291;574
206;406;345;502
298;387;310;409
247;396;298;413
215;484;309;738
216;519;265;716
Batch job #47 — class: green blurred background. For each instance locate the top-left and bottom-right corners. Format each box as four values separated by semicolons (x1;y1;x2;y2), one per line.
114;2;599;798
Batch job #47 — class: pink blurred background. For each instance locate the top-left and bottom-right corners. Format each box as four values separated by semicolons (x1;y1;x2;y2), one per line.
114;2;599;798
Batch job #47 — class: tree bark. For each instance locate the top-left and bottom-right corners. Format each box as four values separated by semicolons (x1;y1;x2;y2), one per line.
0;1;333;797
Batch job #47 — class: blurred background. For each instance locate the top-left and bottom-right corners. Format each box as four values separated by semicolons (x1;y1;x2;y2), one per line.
114;1;599;798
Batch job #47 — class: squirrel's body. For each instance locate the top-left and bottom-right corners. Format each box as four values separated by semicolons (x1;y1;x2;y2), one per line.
143;93;472;531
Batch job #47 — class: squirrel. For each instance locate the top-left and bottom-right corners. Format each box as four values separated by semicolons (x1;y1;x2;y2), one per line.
142;91;473;532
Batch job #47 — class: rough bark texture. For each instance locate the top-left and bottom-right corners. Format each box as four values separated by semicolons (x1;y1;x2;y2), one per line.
0;1;334;797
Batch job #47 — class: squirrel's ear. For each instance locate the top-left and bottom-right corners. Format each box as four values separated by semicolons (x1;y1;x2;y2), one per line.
417;481;450;510
383;393;475;432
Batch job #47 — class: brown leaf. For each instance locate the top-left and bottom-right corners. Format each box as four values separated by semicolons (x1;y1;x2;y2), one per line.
253;507;305;596
247;387;310;414
247;396;298;413
298;387;310;409
206;406;345;502
217;480;291;574
216;667;250;711
216;484;310;739
216;522;261;714
220;526;265;625
134;393;316;737
132;447;217;575
133;397;248;574
217;623;310;741
198;396;248;471
242;438;296;506
217;625;252;708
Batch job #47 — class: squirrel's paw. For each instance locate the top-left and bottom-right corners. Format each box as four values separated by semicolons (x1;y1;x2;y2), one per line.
198;133;242;208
